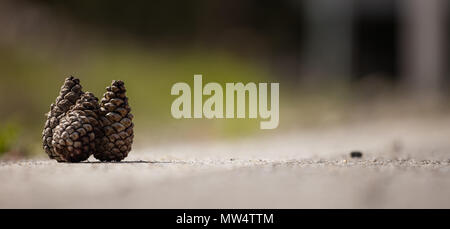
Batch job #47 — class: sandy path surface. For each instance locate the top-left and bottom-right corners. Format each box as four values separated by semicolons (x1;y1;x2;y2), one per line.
1;117;450;208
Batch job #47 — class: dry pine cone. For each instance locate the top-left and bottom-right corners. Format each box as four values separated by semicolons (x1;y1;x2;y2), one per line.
43;77;134;162
52;92;101;162
43;76;83;162
95;80;134;162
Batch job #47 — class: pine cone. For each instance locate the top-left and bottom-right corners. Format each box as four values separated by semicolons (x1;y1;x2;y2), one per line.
94;80;134;162
52;92;101;162
42;76;83;162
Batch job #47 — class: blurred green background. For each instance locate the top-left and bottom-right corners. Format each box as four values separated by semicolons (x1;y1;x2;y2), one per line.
0;0;449;158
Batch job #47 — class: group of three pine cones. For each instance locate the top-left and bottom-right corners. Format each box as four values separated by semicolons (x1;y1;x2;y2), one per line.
42;76;134;162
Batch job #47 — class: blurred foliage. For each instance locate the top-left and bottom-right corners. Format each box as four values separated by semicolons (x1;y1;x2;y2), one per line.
0;121;20;156
31;0;304;48
0;37;274;154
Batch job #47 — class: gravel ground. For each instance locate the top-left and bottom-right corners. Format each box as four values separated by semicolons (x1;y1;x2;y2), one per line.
1;117;450;208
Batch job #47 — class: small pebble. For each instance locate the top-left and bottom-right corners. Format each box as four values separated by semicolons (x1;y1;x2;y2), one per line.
350;151;363;158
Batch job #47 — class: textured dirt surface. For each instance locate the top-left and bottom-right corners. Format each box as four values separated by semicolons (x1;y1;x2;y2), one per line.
1;117;450;208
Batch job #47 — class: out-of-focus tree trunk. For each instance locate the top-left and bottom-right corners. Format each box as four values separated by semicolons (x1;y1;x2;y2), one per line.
400;0;448;96
301;0;354;85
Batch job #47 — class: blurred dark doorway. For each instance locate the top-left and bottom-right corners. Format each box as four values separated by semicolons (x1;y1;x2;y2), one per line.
352;1;399;83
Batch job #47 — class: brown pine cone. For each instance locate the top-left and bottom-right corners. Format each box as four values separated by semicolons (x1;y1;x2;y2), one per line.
52;92;101;162
94;80;134;162
42;76;83;162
